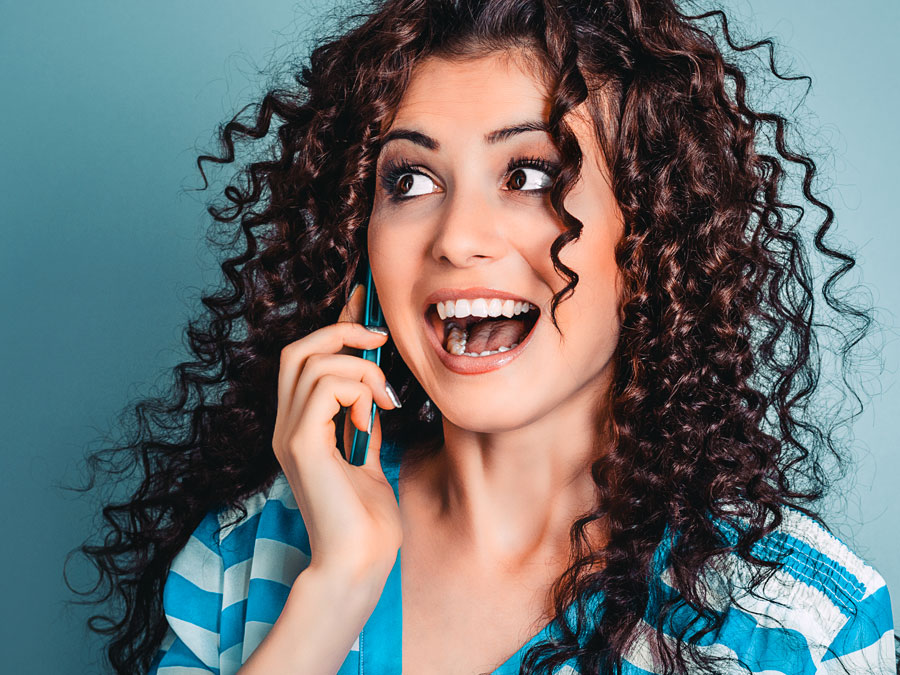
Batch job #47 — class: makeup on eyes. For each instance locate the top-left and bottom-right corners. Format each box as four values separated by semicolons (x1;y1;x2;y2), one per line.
377;154;562;202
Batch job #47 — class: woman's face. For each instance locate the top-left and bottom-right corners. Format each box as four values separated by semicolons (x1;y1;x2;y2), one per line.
368;50;624;434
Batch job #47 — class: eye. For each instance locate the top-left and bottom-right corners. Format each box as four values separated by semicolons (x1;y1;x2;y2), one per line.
395;173;434;197
507;166;552;191
379;159;439;200
377;155;561;202
505;156;560;193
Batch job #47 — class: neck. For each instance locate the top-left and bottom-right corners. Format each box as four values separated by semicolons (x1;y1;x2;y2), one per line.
407;382;611;573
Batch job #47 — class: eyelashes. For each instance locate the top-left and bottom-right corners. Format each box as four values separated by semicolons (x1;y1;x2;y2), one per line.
377;155;562;202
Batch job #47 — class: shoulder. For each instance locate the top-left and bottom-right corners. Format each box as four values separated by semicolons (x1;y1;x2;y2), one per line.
169;471;308;574
158;472;312;672
214;471;310;567
165;440;403;617
707;506;895;672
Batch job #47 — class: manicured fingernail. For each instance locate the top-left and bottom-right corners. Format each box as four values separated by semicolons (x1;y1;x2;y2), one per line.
349;282;362;299
365;325;389;335
367;409;374;435
384;382;402;408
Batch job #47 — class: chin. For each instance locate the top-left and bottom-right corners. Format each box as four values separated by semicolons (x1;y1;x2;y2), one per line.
436;399;539;434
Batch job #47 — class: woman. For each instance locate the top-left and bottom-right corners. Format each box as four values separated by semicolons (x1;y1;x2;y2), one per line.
70;0;896;673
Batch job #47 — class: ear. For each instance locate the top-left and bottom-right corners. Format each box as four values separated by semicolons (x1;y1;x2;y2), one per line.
338;283;365;323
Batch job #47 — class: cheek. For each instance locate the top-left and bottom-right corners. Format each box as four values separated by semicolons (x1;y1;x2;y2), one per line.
367;221;427;347
549;220;621;309
367;223;404;320
549;209;624;355
550;168;623;290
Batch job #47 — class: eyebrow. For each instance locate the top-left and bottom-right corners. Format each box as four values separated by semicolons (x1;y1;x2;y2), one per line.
380;120;551;151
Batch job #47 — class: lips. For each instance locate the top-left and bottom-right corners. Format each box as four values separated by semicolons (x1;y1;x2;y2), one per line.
421;288;541;375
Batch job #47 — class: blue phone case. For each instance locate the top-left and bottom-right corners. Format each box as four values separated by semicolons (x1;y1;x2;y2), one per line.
348;265;385;466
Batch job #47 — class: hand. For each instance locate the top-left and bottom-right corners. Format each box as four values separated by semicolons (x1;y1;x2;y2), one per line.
272;284;402;585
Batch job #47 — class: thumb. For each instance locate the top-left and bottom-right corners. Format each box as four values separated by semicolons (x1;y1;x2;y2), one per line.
363;406;384;474
338;282;366;324
341;399;383;468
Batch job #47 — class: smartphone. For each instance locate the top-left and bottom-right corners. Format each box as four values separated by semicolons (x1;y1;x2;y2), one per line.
348;264;385;466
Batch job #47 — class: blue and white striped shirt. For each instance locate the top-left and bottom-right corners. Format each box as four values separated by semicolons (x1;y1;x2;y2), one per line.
149;441;895;674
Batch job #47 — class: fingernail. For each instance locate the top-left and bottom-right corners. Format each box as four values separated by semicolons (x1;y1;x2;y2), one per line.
384;382;402;408
365;325;389;335
367;409;374;435
348;282;362;299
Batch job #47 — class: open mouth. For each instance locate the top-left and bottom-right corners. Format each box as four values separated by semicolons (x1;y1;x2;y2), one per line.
425;300;541;358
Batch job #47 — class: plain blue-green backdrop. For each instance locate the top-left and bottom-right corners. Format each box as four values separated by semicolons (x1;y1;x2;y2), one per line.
1;2;897;672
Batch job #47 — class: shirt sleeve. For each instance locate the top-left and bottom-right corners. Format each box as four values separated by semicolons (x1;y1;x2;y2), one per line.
148;510;225;674
818;574;895;674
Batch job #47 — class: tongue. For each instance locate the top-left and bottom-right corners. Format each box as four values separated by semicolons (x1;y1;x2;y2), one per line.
465;317;527;353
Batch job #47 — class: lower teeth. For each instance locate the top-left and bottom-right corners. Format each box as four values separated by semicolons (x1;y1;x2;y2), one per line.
460;343;519;357
443;322;526;357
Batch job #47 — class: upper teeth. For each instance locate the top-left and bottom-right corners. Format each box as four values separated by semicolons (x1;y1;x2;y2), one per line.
435;298;535;321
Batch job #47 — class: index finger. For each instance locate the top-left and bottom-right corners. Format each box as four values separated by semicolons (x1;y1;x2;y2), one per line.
277;320;388;418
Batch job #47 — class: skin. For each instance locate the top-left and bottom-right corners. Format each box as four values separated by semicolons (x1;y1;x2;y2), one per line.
368;49;624;576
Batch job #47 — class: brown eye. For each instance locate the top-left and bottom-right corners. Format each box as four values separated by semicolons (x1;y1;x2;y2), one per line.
509;168;527;189
385;170;437;199
506;165;553;192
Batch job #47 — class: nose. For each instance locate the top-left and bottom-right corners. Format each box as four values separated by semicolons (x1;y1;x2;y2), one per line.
429;182;509;267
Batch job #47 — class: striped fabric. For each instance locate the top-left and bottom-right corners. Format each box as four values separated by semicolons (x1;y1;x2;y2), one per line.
148;441;895;674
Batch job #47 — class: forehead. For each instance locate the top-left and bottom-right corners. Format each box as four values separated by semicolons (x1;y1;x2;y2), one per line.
383;51;554;135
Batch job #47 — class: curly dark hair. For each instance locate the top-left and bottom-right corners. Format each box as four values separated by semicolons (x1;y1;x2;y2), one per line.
65;0;897;673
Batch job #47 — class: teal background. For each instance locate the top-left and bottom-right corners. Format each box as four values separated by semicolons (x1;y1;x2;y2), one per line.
1;1;896;671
